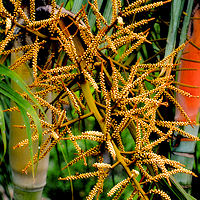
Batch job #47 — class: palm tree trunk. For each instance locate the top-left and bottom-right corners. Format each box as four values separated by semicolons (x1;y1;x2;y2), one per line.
9;44;50;200
171;125;199;193
172;4;200;193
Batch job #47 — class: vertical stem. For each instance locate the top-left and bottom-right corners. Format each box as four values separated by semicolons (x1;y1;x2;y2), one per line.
80;81;104;130
112;141;149;200
171;125;199;193
9;45;49;200
13;186;43;200
81;80;149;200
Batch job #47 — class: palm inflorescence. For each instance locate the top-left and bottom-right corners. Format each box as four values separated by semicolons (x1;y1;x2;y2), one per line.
1;0;199;199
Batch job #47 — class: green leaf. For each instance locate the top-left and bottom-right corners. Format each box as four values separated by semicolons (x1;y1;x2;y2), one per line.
56;0;68;7
158;176;196;200
0;81;42;135
88;0;104;29
176;0;194;62
0;104;6;163
0;64;45;149
65;0;73;11
0;64;44;115
170;176;196;200
18;105;35;178
164;0;185;57
103;0;113;25
0;81;42;170
71;0;88;14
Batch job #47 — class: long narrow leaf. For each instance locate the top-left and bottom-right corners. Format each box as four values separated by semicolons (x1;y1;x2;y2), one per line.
0;64;44;116
155;176;196;200
164;0;185;57
170;176;196;200
103;0;113;25
18;105;35;178
0;64;44;149
0;105;6;163
0;81;42;135
56;0;68;7
176;0;194;62
88;0;104;29
0;81;42;166
72;0;87;13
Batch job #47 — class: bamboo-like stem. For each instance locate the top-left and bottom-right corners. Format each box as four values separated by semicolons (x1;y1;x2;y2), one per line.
173;4;200;193
13;186;43;200
9;42;49;200
171;125;199;193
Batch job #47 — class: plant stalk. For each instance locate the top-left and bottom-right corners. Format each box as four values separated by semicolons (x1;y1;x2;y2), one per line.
81;80;149;200
9;43;49;200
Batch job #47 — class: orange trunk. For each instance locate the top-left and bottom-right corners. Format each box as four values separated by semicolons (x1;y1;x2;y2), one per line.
175;9;200;122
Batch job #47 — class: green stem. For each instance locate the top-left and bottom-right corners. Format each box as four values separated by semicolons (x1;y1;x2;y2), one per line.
81;81;105;131
61;112;93;128
13;186;43;200
112;140;149;200
9;42;49;200
81;80;149;200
